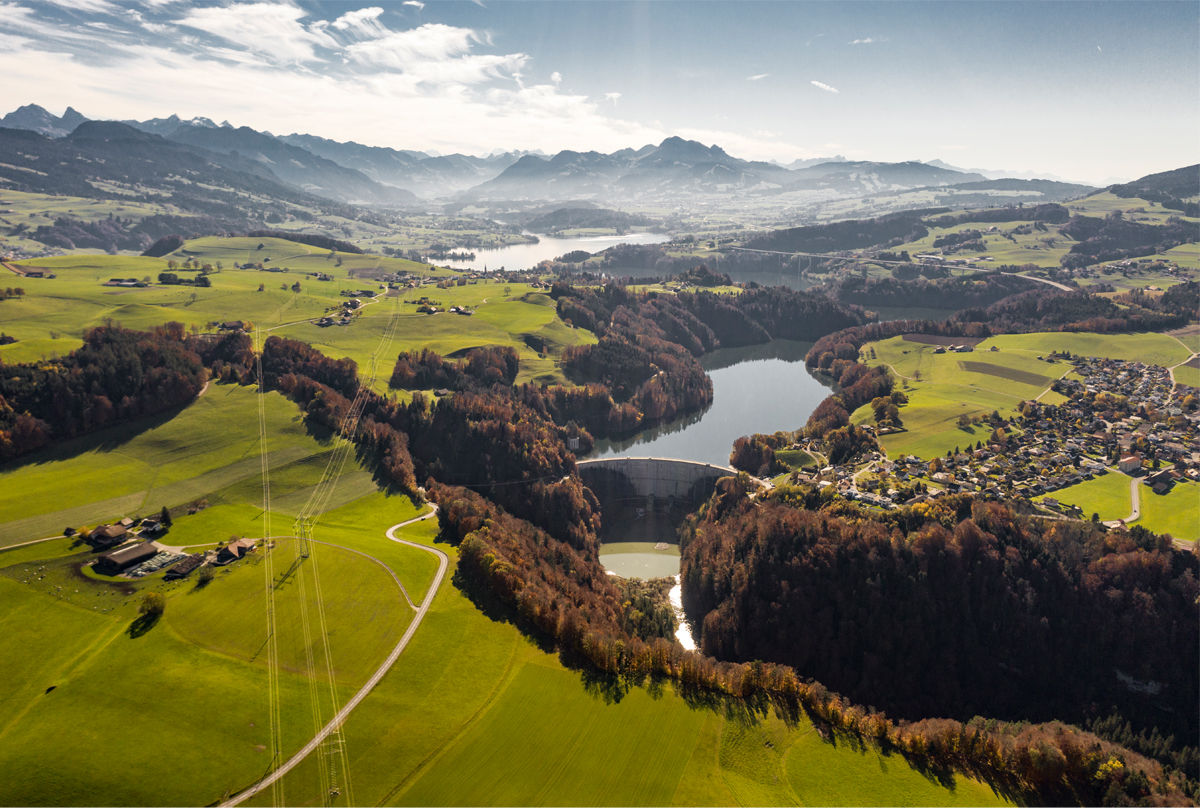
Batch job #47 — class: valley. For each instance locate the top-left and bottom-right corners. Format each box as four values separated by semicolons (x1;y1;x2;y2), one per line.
0;15;1197;803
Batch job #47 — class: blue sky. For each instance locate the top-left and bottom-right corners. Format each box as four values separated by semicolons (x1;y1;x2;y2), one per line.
1;1;1196;181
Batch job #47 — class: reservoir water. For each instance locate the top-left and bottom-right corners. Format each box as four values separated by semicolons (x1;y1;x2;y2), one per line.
595;339;831;599
439;231;670;272
591;339;830;467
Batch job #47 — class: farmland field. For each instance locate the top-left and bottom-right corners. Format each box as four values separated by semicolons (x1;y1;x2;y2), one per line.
5;237;597;394
0;492;437;807
1138;480;1200;543
1036;472;1131;522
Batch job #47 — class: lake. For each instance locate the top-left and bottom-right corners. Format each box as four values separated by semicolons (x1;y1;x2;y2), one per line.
439;231;670;272
590;339;830;467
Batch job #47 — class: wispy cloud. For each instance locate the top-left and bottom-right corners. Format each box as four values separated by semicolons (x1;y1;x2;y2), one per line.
345;23;525;85
332;7;387;39
403;1;424;8
849;37;886;45
40;0;118;13
811;80;839;94
0;2;823;163
177;3;337;64
747;73;769;81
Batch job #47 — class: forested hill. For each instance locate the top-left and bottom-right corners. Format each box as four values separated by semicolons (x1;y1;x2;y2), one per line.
681;491;1199;789
523;206;655;234
0;123;383;252
1107;164;1199;217
742;209;946;254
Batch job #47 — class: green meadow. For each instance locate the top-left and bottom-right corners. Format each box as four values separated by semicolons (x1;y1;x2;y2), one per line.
1138;480;1200;543
1036;472;1132;522
0;384;342;546
249;506;1011;808
4;236;598;394
1066;191;1200;227
891;219;1078;268
0;490;436;807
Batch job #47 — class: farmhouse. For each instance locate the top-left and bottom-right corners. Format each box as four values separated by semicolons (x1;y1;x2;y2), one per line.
88;523;127;547
94;542;158;576
216;538;255;565
164;555;203;580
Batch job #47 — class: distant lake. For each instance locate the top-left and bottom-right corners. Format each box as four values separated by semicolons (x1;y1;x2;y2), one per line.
590;339;831;467
439;231;670;272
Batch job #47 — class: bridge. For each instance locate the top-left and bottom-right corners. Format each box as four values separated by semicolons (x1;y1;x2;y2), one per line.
577;457;747;505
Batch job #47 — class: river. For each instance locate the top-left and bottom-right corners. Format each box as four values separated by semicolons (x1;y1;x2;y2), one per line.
438;231;670;272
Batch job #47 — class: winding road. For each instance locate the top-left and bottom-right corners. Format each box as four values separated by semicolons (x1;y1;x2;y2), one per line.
222;504;445;808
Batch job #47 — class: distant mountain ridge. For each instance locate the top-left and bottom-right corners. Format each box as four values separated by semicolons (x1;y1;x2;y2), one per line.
0;103;1171;206
166;124;415;205
278;133;525;197
0;104;89;137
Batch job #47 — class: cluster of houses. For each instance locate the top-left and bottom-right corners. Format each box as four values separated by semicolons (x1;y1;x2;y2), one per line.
85;517;258;580
103;277;149;288
798;354;1199;516
932;344;977;354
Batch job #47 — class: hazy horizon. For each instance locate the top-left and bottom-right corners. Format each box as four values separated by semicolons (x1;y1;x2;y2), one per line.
1;1;1197;184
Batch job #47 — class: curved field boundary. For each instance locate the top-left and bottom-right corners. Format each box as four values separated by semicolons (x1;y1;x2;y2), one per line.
223;504;445;807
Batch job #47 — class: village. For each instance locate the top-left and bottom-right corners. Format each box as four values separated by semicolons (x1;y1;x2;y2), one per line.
796;354;1200;523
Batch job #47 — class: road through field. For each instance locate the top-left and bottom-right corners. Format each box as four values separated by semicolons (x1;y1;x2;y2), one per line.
222;504;445;808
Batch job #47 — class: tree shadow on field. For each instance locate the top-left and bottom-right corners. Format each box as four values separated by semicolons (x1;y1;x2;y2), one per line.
301;415;337;447
450;565;557;657
0;402;187;475
127;611;161;638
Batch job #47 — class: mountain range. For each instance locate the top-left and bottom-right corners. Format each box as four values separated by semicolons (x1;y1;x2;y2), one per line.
0;103;1103;207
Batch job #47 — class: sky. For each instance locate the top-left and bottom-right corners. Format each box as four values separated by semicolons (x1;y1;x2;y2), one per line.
0;0;1196;183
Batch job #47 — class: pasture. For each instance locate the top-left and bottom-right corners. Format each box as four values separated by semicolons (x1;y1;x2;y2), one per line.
0;501;433;807
1138;481;1200;543
1066;191;1200;227
889;219;1078;269
0;384;341;546
856;336;1060;458
1036;472;1131;522
5;236;597;395
252;513;1010;808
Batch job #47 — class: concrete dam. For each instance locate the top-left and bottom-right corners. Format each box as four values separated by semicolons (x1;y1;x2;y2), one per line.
577;457;742;505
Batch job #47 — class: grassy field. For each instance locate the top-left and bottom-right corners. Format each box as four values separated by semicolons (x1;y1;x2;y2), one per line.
978;332;1194;367
1174;364;1200;389
5;237;597;394
890;219;1077;268
251;512;1010;808
856;336;1060;459
1137;480;1200;542
0;384;344;546
0;493;437;807
1036;472;1131;522
1066;191;1200;227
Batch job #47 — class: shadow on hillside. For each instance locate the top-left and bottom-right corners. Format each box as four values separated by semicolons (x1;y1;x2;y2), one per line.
127;611;161;638
0;380;256;476
450;560;800;729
